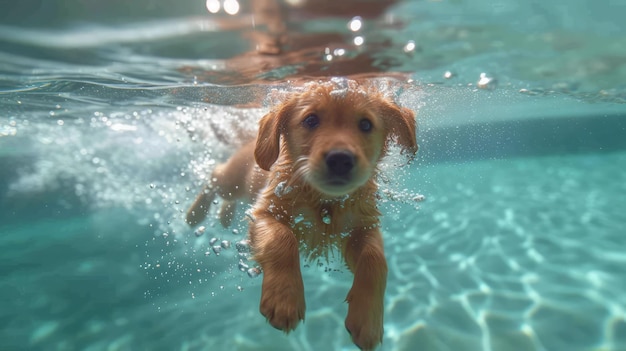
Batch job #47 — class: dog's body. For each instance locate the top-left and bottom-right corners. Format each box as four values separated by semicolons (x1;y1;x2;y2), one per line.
186;80;417;350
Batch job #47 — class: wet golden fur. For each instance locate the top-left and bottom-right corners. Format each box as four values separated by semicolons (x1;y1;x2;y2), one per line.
186;80;417;350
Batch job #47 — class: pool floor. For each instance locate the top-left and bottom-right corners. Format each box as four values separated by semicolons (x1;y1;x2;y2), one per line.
2;147;624;351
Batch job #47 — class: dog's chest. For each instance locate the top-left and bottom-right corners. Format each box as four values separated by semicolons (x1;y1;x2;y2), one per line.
289;203;354;237
282;202;359;258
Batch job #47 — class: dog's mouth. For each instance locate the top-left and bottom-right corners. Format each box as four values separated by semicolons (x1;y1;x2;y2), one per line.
311;174;362;197
326;177;350;187
317;183;354;197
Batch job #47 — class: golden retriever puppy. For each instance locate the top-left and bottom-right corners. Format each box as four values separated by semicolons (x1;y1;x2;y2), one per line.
186;79;417;350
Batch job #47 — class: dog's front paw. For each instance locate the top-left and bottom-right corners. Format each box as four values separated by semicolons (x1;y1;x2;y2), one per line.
345;291;384;350
260;274;306;332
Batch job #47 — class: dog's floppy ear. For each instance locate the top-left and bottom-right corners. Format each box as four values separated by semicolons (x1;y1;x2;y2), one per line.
255;111;281;171
254;101;293;171
381;102;418;156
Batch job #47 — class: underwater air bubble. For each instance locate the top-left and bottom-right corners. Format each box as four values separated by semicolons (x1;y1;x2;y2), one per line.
212;245;221;255
235;240;251;253
274;181;293;198
220;240;231;249
238;260;249;272
403;40;416;53
194;226;206;237
247;267;261;278
413;194;425;202
321;208;331;224
245;209;256;222
294;214;305;224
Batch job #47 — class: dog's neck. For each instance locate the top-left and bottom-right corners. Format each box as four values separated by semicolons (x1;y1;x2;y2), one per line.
318;193;351;205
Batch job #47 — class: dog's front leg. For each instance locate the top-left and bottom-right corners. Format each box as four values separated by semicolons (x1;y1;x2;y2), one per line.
250;214;306;332
344;228;387;350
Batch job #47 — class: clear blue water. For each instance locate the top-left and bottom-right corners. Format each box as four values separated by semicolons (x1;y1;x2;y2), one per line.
1;1;626;350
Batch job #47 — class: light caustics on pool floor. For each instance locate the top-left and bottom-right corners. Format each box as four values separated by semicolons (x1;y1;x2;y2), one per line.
381;152;626;351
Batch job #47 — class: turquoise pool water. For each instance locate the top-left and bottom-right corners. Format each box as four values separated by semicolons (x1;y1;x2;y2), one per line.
1;1;626;350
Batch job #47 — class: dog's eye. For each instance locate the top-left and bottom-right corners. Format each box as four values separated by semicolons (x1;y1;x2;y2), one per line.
358;118;373;132
302;114;320;129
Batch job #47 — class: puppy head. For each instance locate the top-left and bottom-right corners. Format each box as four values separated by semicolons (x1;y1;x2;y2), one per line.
255;81;417;197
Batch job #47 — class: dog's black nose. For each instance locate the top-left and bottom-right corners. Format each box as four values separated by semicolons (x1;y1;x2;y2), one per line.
325;150;355;177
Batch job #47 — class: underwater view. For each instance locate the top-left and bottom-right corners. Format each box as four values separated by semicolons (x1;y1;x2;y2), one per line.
1;0;626;350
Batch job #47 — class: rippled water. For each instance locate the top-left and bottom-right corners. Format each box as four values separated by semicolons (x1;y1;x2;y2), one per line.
1;1;626;350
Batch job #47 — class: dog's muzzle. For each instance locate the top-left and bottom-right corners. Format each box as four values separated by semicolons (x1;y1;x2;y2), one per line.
325;149;355;183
